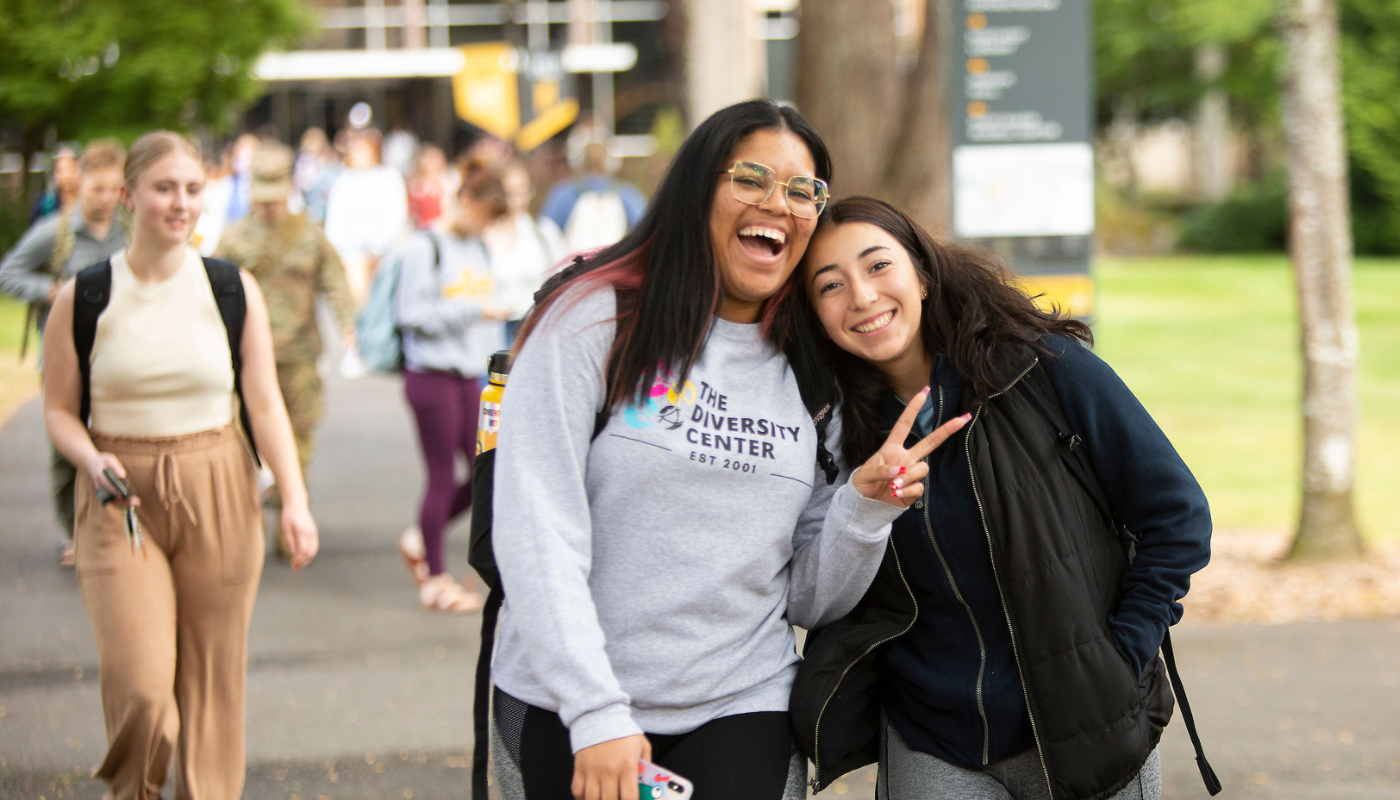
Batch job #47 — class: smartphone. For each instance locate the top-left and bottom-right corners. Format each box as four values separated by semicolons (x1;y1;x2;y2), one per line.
95;468;134;506
638;760;692;800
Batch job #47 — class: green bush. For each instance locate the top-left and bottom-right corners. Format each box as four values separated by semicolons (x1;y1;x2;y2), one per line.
0;194;30;256
1176;178;1288;253
1175;164;1400;256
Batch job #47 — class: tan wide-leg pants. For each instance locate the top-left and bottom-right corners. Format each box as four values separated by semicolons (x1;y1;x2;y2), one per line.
74;425;264;800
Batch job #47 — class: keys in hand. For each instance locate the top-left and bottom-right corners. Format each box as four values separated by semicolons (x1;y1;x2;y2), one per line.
124;505;145;558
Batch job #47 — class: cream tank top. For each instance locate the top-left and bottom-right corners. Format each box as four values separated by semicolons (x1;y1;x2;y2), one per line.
88;248;236;438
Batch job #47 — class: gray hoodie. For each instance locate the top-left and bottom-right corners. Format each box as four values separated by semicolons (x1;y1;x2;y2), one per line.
491;286;903;753
396;230;505;377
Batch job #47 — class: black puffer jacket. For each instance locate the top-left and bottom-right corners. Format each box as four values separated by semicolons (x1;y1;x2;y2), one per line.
792;347;1189;800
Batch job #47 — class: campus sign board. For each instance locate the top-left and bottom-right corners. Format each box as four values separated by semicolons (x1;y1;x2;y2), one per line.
950;0;1095;316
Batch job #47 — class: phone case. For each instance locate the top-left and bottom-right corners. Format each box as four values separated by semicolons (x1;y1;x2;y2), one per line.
638;760;693;800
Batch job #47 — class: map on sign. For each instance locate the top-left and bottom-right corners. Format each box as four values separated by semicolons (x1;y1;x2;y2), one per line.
954;142;1093;237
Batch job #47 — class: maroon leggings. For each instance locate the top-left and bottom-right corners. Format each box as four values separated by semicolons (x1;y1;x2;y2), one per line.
404;369;482;576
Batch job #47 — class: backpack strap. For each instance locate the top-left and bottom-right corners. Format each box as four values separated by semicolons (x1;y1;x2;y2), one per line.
1018;362;1220;796
202;257;260;465
471;584;503;800
73;260;113;425
810;401;837;485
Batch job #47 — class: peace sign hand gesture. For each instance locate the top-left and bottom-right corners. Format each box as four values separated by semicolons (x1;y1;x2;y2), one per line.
851;386;972;508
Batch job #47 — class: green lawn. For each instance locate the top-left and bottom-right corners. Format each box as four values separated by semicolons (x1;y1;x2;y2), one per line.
1093;255;1400;543
0;294;40;422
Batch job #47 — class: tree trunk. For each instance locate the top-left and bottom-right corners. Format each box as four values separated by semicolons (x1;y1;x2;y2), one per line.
1278;0;1364;560
1192;44;1232;203
877;0;952;235
683;0;764;127
795;0;901;197
19;123;46;211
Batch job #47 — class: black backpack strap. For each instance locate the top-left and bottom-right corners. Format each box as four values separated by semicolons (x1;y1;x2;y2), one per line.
1019;363;1220;795
1162;630;1223;794
202;258;260;465
471;585;504;800
811;402;837;485
73;260;114;425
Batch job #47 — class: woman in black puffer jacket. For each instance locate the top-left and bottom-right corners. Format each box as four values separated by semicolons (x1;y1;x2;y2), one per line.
776;197;1215;800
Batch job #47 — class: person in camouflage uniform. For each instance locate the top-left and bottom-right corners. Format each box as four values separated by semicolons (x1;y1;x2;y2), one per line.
215;142;356;508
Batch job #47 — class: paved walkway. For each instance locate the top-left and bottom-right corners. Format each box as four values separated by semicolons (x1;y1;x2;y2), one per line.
1;370;1397;799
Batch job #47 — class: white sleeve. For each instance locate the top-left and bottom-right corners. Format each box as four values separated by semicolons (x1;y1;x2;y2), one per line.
786;408;905;629
492;288;643;753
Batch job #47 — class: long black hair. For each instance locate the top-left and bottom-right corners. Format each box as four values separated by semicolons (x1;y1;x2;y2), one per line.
516;100;834;411
778;196;1093;466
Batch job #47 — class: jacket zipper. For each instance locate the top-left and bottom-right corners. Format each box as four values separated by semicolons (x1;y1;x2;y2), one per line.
810;537;918;791
926;381;994;763
965;359;1054;798
921;479;993;764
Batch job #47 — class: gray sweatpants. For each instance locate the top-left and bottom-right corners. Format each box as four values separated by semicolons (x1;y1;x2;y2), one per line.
877;716;1161;800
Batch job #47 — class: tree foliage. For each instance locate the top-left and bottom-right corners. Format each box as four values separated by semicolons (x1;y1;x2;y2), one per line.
0;0;307;162
1096;0;1400;250
1094;0;1276;128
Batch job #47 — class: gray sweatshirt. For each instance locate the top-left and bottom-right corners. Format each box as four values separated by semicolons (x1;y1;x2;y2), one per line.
492;287;903;753
396;230;505;377
0;207;126;331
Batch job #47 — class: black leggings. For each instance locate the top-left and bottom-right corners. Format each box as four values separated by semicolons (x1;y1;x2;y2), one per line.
495;689;794;800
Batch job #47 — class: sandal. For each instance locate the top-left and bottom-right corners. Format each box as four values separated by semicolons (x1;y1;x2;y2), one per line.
399;526;429;586
57;540;76;569
419;574;485;613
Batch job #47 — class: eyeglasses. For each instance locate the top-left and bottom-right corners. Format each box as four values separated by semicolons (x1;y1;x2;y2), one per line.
726;161;829;219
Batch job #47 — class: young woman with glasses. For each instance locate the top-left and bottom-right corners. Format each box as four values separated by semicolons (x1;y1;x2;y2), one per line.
489;101;968;800
782;197;1213;800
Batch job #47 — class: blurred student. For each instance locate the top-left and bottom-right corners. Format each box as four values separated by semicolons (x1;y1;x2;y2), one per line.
30;143;81;222
0;139;127;565
215;142;357;529
482;158;565;343
42;129;317;800
540;140;647;253
294;127;341;224
407;144;453;230
324;128;409;308
396;160;509;612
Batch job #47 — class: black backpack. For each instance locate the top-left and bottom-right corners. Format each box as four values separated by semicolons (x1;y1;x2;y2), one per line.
1021;368;1221;796
464;263;838;799
72;257;259;462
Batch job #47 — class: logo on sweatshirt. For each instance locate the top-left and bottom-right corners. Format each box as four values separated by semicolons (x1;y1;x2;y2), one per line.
623;370;696;431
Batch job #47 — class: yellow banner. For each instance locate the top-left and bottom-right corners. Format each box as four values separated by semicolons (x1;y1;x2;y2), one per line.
452;44;581;152
453;43;520;141
1016;273;1095;317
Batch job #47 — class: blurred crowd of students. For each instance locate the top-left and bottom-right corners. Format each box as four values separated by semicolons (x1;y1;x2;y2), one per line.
1;121;648;610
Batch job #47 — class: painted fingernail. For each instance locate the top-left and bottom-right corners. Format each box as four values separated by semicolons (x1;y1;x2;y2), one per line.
898;466;907;475
960;413;972;421
888;465;901;477
891;487;899;498
892;478;905;489
922;385;931;394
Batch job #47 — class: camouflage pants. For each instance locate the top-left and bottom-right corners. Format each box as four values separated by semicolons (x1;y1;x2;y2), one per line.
51;440;76;538
276;360;325;481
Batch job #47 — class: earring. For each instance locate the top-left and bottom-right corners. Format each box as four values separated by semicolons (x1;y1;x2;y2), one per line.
921;290;928;299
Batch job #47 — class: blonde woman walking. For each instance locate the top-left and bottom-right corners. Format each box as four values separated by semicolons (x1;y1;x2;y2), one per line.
42;130;318;800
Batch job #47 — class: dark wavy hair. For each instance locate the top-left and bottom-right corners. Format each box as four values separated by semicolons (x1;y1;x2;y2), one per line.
776;196;1092;466
515;99;834;411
